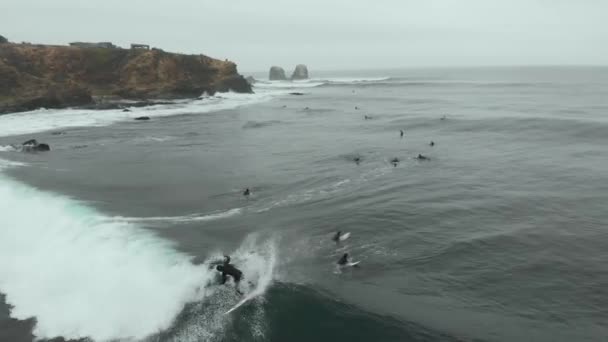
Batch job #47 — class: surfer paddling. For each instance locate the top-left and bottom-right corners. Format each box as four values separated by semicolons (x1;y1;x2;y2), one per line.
332;231;342;244
337;253;359;268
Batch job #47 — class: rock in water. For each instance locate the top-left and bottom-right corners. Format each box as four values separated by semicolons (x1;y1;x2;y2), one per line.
21;139;50;152
214;75;252;93
291;64;309;80
269;66;287;80
134;116;150;121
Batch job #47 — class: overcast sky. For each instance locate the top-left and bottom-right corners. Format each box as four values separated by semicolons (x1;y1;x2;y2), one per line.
2;0;607;71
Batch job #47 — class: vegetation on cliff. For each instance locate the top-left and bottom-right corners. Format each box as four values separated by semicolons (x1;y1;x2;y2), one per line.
0;43;252;114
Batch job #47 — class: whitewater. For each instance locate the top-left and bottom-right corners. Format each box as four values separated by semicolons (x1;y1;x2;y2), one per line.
0;84;311;341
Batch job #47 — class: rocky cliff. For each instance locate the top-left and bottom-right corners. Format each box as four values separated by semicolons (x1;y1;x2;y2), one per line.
0;43;252;114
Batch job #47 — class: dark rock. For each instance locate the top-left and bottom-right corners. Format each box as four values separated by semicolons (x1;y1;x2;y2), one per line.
0;35;7;44
269;66;287;80
21;139;50;152
80;100;174;110
134;116;150;121
291;64;309;80
214;75;253;93
289;92;305;96
36;143;50;151
245;76;256;85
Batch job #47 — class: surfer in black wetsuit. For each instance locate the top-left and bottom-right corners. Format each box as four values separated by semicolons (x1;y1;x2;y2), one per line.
243;188;251;196
400;130;404;138
332;231;342;244
215;256;244;294
337;253;350;266
416;154;430;161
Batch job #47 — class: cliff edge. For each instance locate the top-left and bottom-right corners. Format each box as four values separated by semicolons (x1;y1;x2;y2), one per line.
0;43;252;114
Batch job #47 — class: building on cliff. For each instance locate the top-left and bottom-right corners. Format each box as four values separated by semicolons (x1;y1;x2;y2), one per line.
70;42;116;49
131;44;150;50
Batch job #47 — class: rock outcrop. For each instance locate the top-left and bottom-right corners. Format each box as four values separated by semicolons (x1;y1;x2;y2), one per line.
269;66;287;80
0;35;7;44
21;139;50;152
291;64;309;80
0;43;252;114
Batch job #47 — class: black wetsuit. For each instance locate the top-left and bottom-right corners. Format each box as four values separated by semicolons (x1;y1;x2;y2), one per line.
338;254;349;266
217;264;243;284
332;232;341;243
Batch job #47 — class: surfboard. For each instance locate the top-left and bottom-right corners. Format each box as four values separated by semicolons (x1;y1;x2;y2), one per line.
346;261;360;267
224;281;262;315
224;292;256;315
339;232;351;241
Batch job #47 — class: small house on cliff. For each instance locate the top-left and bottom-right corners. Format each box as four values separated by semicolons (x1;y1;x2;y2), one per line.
70;42;116;49
130;44;150;50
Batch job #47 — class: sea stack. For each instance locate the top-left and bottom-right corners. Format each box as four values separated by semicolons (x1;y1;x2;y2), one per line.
291;64;309;80
269;66;287;80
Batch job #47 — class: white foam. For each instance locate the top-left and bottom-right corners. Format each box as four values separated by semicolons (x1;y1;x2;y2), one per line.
321;77;390;83
0;175;215;341
0;91;278;138
167;235;277;342
254;80;326;89
0;145;16;152
112;208;243;225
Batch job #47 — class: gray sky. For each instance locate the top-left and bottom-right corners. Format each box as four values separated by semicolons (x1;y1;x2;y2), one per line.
2;0;607;71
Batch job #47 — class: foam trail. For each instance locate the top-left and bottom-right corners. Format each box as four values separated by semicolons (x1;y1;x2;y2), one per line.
0;175;214;341
111;208;243;224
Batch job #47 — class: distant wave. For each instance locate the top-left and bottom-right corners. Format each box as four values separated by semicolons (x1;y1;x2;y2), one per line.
0;91;279;138
254;80;326;89
253;77;391;90
321;78;556;89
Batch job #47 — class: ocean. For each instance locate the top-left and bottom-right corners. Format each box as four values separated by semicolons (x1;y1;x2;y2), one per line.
0;67;607;342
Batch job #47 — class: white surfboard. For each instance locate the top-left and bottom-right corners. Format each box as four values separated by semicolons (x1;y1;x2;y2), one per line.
224;282;262;315
339;232;351;241
224;292;256;315
346;261;360;267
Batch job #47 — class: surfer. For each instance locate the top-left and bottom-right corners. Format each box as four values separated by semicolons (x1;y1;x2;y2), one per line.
400;130;404;138
243;188;251;196
216;257;244;294
430;141;435;147
332;231;342;244
354;157;361;165
337;253;359;268
416;154;430;161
